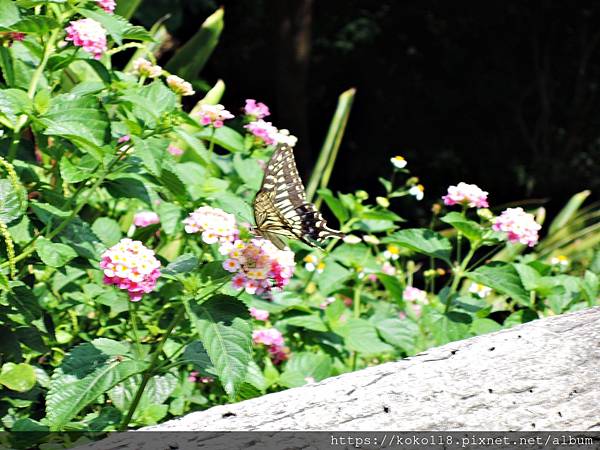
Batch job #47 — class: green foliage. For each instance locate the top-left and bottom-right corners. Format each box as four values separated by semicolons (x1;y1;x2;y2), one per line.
0;1;596;445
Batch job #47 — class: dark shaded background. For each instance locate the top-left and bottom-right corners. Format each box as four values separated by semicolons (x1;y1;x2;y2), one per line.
136;0;600;222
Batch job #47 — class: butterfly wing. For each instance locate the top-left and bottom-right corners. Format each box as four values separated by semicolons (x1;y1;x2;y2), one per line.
253;144;344;248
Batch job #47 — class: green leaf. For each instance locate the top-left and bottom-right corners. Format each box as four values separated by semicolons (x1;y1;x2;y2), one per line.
279;352;332;388
375;317;419;353
108;374;177;425
198;126;244;153
233;154;262;191
0;178;24;224
338;318;394;355
425;310;471;346
156;202;182;236
115;0;143;19
92;217;122;247
40;93;109;151
0;0;20;27
318;188;349;224
35;237;77;268
513;263;542;291
244;360;268;392
466;263;530;306
159;168;188;202
212;191;253;224
284;314;328;332
79;8;151;45
503;309;538;328
60;155;99;183
0;88;31;126
182;340;212;373
45;340;148;430
440;212;484;242
164;253;199;276
121;81;177;127
317;261;352;295
0;362;36;392
470;318;502;335
376;274;405;306
581;270;599;304
165;7;223;79
0;15;58;34
133;136;168;177
187;295;252;399
382;228;452;264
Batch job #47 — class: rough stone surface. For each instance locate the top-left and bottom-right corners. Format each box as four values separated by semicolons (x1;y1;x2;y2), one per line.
148;307;600;431
80;307;600;448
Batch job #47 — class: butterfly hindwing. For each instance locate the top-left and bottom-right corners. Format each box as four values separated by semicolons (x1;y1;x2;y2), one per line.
253;144;344;249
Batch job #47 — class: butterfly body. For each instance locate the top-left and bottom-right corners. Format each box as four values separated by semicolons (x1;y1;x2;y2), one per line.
253;144;344;249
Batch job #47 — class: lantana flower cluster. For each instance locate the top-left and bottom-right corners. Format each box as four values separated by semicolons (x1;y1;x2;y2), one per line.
249;307;270;321
133;211;160;228
252;328;288;364
197;104;235;128
96;0;116;13
403;286;428;317
221;238;295;296
183;206;238;245
244;99;270;119
244;119;298;147
443;182;489;208
100;238;161;302
65;18;107;59
166;75;195;96
492;207;541;247
133;58;162;78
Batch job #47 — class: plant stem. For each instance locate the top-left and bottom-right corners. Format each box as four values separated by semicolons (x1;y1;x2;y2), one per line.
446;244;478;313
129;301;143;358
350;281;363;371
7;27;61;161
119;305;186;431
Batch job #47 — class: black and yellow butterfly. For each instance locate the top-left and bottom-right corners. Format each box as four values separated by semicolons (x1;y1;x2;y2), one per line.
252;144;345;250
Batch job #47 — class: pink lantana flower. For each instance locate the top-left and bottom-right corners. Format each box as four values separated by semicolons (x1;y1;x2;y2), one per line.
100;238;161;301
252;328;288;364
221;238;295;297
442;182;489;208
244;99;270;119
403;286;428;303
96;0;116;13
244;120;298;147
133;58;162;78
65;18;107;60
183;206;238;245
197;104;234;128
492;207;541;247
168;144;184;156
249;307;270;321
133;211;160;228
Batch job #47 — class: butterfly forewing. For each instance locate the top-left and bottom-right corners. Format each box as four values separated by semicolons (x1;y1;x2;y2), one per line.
253;144;344;249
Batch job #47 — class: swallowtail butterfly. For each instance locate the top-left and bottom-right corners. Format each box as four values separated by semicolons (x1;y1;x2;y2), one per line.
253;144;344;249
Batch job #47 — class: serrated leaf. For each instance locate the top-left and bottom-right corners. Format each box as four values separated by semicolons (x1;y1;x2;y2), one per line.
0;88;30;126
440;212;484;243
466;262;529;306
198;126;244;153
35;237;77;268
121;81;176;127
92;217;122;247
375;317;419;353
0;362;36;392
79;8;151;45
0;178;23;224
212;191;253;224
470;318;502;335
338;318;394;355
0;15;58;34
60;154;98;183
382;228;452;264
233;154;262;191
40;93;109;150
318;188;349;224
164;253;199;275
156;201;181;236
187;295;252;399
182;340;212;373
133;136;167;177
425;309;471;346
45;340;149;430
279;352;332;388
284;314;328;332
317;261;352;295
0;0;20;27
